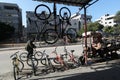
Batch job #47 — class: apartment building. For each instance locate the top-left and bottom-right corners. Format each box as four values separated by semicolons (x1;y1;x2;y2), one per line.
96;14;117;27
70;14;92;32
0;2;22;42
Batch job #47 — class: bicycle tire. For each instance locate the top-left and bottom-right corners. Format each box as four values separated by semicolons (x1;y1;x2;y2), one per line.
34;4;51;20
66;28;77;42
12;59;24;71
19;52;28;62
79;56;85;65
27;58;38;67
59;7;71;20
53;58;61;64
43;29;59;44
34;51;43;60
13;66;19;80
40;58;47;66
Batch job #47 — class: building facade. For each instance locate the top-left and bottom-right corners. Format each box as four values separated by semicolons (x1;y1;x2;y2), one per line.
26;11;92;40
26;11;60;40
0;2;22;42
96;14;117;27
69;14;92;32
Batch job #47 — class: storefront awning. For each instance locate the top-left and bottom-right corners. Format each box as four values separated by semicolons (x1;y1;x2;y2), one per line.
33;0;94;7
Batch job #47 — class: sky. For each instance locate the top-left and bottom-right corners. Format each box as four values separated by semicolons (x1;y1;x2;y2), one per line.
0;0;120;27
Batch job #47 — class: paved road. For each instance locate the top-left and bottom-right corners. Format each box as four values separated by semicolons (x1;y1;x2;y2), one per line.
0;45;120;80
0;44;83;79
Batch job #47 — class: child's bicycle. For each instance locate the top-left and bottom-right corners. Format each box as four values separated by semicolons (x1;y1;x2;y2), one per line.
10;51;24;80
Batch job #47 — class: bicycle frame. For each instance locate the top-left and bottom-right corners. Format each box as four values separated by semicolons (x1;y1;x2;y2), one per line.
63;46;81;67
28;18;46;42
10;51;24;80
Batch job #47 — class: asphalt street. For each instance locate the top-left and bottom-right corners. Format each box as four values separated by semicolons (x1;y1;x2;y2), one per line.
0;44;120;80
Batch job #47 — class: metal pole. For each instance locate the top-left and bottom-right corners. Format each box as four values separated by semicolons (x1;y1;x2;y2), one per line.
84;6;88;65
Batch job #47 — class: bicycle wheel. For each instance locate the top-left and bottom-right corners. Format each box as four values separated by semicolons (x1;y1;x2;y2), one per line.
27;58;38;67
59;7;71;20
12;60;24;71
35;4;51;20
79;56;85;65
44;29;59;44
40;58;47;66
19;52;28;62
66;28;77;42
13;66;19;80
34;51;43;60
53;58;61;64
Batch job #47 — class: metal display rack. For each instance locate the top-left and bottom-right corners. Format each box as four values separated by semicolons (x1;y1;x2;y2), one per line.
33;0;99;64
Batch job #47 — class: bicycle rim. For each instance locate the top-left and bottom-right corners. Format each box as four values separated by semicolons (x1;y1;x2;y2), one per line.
35;4;51;20
27;58;38;67
19;52;28;62
44;29;58;44
13;66;19;80
59;7;71;20
66;28;77;41
34;51;43;60
41;59;47;66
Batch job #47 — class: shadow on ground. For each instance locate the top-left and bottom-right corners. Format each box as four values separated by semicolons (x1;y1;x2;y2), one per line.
28;58;120;80
58;65;120;80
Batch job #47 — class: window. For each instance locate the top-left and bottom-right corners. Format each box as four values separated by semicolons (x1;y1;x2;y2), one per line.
4;6;19;12
74;22;77;25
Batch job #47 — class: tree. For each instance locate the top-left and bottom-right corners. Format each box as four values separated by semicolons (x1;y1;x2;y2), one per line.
87;22;104;31
114;11;120;25
78;22;104;36
0;22;15;41
103;26;114;34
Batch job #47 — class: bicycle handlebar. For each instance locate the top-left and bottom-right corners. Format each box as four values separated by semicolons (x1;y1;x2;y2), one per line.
10;51;19;58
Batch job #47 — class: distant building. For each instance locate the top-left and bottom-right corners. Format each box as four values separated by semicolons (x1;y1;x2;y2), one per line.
26;11;60;39
26;11;92;39
96;14;117;27
70;14;92;32
0;2;22;42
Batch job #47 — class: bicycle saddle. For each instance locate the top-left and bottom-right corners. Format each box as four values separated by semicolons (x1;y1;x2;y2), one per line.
71;50;75;53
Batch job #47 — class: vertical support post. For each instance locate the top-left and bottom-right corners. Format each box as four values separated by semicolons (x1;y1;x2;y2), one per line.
84;7;88;65
53;1;57;32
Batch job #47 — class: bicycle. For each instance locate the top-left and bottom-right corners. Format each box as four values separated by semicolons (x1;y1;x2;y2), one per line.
53;46;81;68
34;1;72;44
10;51;24;80
27;17;49;46
63;46;81;67
43;6;80;44
19;50;39;76
51;47;70;70
19;49;39;67
34;50;56;73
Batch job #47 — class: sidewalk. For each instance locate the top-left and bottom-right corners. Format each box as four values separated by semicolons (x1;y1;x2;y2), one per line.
0;43;120;80
1;59;120;80
0;41;82;51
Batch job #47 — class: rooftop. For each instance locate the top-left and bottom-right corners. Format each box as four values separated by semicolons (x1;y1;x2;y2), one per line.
33;0;98;7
